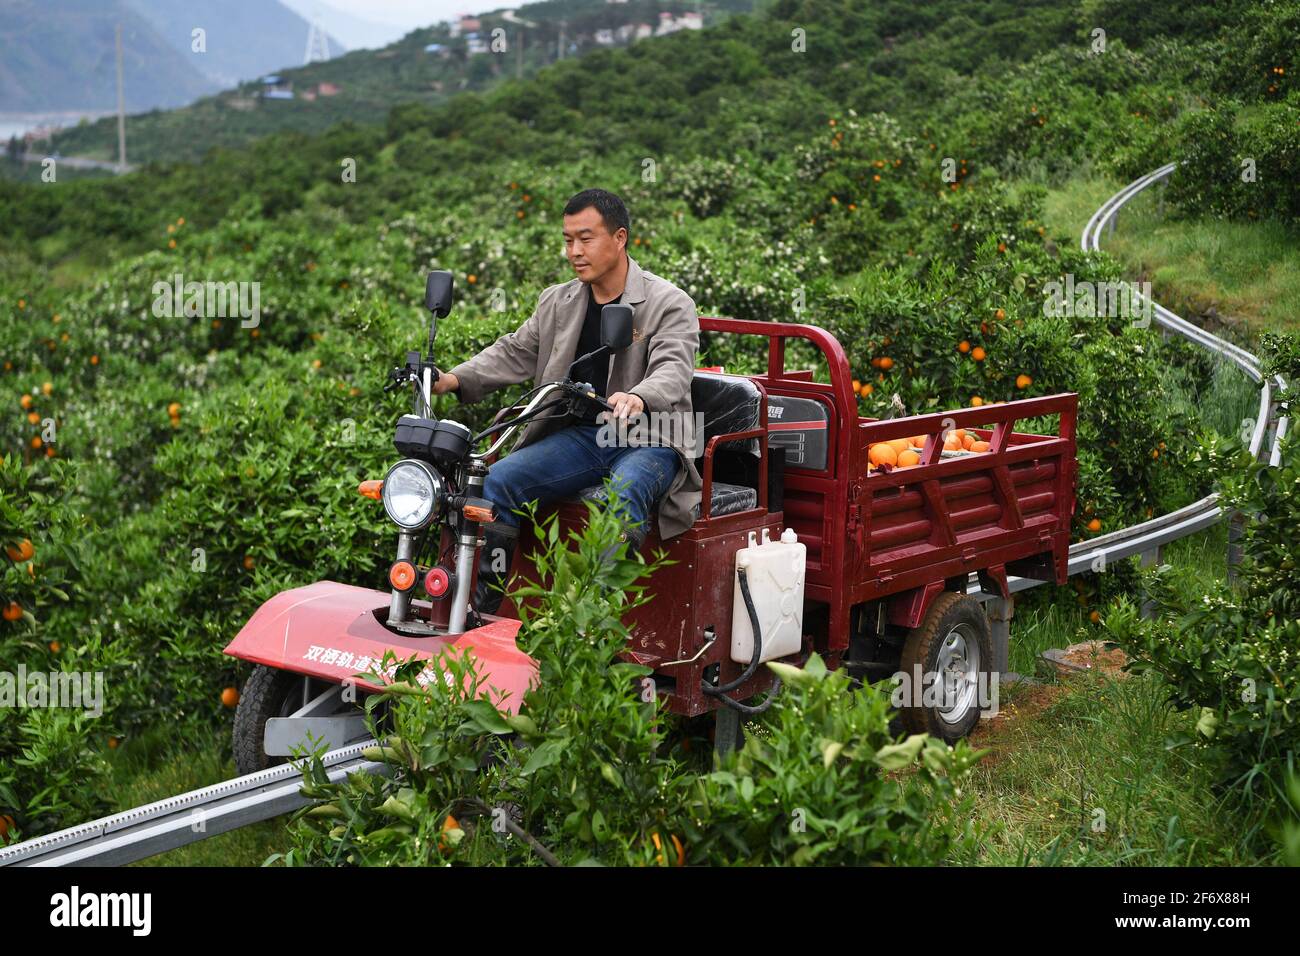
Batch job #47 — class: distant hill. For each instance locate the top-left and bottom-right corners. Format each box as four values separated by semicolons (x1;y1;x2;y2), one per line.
279;0;411;52
123;0;346;87
46;0;757;164
0;0;342;114
0;0;216;112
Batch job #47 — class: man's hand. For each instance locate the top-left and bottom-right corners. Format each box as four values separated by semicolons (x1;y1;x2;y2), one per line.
433;371;459;395
602;391;645;422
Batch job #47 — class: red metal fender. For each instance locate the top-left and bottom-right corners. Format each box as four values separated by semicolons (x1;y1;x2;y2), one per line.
222;580;537;714
886;581;946;630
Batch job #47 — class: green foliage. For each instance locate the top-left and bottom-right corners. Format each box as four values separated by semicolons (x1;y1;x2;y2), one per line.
1105;413;1300;833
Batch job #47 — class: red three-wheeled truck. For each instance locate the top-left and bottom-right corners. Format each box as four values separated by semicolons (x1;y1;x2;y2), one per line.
224;271;1077;772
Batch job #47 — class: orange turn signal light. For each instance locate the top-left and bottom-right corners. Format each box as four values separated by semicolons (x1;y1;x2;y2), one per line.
358;479;383;500
389;561;416;591
463;504;496;523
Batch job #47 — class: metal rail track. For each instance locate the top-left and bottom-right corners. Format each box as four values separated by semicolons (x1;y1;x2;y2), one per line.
0;742;385;866
1;165;1289;867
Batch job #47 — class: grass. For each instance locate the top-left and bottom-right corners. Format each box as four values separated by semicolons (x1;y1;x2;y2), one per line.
108;724;290;867
1043;176;1300;335
971;520;1277;864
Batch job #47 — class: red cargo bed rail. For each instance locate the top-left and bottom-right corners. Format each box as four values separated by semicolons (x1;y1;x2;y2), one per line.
699;316;1078;654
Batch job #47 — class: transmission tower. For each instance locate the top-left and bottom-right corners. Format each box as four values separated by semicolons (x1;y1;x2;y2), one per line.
304;13;331;65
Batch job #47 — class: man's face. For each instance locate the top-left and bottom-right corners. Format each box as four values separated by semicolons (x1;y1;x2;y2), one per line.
563;207;626;284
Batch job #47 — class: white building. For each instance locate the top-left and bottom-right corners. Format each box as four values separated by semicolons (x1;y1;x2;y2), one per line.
594;28;615;45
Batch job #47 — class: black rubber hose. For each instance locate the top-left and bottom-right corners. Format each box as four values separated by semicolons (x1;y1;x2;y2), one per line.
713;677;782;715
704;566;764;696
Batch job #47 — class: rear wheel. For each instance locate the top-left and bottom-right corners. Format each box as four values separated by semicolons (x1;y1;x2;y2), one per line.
232;666;311;777
898;592;993;743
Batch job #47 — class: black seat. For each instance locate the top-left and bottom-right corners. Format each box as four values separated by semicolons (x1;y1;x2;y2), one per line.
571;371;762;521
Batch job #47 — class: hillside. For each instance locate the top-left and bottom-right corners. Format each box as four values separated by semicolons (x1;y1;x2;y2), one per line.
44;0;758;165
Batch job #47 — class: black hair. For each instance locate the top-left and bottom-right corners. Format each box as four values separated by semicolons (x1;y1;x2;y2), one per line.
563;188;630;241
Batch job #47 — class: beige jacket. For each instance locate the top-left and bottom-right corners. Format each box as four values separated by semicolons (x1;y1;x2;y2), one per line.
448;254;703;540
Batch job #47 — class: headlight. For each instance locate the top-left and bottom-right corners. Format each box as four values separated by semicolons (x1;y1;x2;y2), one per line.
381;459;444;529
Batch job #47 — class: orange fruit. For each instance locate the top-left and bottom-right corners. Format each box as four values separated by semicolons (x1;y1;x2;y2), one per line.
1087;518;1102;532
1089;610;1101;624
910;435;927;448
961;434;976;450
971;347;986;361
90;355;99;365
650;831;686;867
970;396;983;407
167;402;181;416
2;602;21;622
243;555;255;570
439;814;462;851
878;357;894;371
958;341;971;354
27;411;39;425
312;359;322;369
45;446;55;457
859;383;873;397
6;539;34;561
168;239;176;249
220;687;239;708
0;813;13;843
897;449;920;467
943;434;962;451
868;443;898;468
994;308;1006;320
30;436;41;449
108;737;119;750
951;429;967;441
971;440;990;452
467;274;477;284
20;394;32;409
1016;374;1032;389
48;641;60;653
852;379;861;392
1151;449;1160;459
887;438;911;453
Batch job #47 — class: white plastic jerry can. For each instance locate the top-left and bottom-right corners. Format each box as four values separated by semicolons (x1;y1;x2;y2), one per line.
730;527;806;664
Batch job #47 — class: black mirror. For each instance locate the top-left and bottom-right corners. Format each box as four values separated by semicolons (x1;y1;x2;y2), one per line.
425;271;454;318
600;304;634;351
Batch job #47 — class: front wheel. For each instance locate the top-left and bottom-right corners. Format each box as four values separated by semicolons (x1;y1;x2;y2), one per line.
898;592;993;743
232;665;311;777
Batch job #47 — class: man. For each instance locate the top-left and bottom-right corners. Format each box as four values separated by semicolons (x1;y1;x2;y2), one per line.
433;188;704;613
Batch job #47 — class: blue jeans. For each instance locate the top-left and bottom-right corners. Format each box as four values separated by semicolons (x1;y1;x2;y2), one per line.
483;424;680;538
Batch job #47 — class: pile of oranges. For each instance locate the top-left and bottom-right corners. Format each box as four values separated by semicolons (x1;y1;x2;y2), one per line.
867;429;991;472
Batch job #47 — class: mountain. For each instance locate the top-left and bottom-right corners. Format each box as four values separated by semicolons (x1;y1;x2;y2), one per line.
122;0;346;87
278;0;411;52
0;0;217;112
